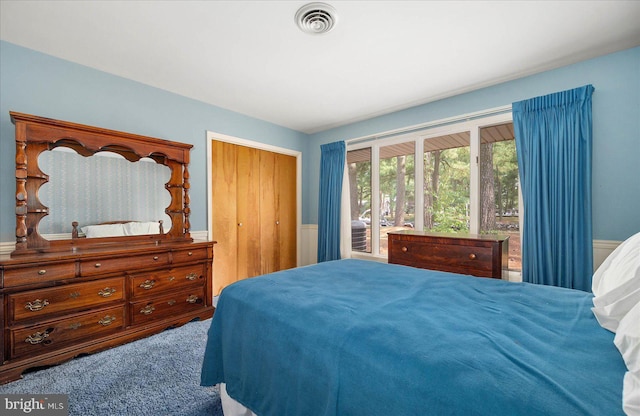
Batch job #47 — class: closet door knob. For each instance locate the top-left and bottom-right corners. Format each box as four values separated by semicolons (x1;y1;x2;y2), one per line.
238;223;243;227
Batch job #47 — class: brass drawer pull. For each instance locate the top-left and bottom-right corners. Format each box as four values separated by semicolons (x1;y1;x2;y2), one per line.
401;246;408;253
98;287;116;297
188;251;193;256
186;295;199;304
140;305;155;315
94;263;101;268
25;329;52;345
25;299;49;312
98;315;117;326
167;300;177;306
68;322;82;330
37;269;47;275
468;253;477;260
185;272;198;281
139;279;156;290
153;256;159;261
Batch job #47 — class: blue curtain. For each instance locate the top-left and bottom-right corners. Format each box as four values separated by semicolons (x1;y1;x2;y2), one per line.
513;85;594;291
317;141;346;262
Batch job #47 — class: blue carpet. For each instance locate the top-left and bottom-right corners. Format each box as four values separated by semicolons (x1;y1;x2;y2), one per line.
0;318;222;416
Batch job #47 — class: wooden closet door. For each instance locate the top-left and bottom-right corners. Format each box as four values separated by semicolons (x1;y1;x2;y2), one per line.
260;151;278;274
212;141;297;294
211;141;238;295
260;151;297;274
236;145;262;280
276;152;297;270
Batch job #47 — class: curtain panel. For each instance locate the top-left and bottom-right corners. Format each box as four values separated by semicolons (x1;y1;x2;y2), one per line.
318;141;346;262
513;85;594;291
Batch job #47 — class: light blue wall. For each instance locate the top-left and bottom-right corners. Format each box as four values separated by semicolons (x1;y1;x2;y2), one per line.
0;41;308;242
2;42;638;243
306;47;640;241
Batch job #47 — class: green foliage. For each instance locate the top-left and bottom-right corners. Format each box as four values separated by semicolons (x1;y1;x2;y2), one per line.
349;137;519;233
354;161;371;215
379;153;414;220
427;147;470;232
492;140;519;217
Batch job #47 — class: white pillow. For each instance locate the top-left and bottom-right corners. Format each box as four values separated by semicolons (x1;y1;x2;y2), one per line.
623;372;640;416
591;278;640;332
614;301;640;373
123;221;161;236
592;231;640;296
81;223;126;238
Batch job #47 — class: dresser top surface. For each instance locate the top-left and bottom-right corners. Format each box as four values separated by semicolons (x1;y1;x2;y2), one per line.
388;230;509;242
0;239;215;266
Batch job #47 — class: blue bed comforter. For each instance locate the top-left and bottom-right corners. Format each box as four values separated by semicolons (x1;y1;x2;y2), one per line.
201;259;626;416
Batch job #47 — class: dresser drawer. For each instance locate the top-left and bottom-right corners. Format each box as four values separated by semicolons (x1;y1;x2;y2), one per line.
172;247;209;264
129;287;206;326
130;264;206;299
388;231;508;278
10;306;125;359
80;252;169;276
390;241;493;273
8;277;125;323
3;262;76;288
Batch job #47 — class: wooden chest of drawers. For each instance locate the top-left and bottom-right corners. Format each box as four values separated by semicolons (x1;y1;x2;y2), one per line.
0;240;215;384
388;231;508;279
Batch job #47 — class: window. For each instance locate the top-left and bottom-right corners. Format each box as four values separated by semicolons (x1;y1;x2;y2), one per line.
347;113;521;272
423;132;470;234
479;123;521;271
348;148;371;253
379;142;415;253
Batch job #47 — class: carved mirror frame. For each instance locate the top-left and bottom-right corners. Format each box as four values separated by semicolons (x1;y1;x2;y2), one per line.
11;112;193;253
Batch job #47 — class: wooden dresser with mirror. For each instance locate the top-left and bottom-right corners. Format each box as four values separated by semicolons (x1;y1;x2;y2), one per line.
0;112;215;384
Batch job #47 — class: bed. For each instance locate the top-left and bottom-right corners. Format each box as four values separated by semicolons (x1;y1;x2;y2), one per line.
201;237;640;415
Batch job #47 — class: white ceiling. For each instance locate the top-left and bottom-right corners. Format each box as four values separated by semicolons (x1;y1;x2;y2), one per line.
1;1;639;134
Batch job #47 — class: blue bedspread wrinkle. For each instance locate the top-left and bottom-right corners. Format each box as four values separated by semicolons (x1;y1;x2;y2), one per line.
201;259;626;416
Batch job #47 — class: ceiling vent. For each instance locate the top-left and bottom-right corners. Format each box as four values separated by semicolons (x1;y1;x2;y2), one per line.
295;3;338;35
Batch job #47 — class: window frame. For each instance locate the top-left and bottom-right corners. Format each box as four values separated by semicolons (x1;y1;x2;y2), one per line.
347;111;520;267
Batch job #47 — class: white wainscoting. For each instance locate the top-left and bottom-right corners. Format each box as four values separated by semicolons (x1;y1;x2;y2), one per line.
300;224;318;266
299;225;622;276
0;233;625;277
593;239;621;271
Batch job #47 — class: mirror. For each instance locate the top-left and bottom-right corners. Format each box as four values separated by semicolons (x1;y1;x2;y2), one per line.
38;148;172;236
10;111;193;253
